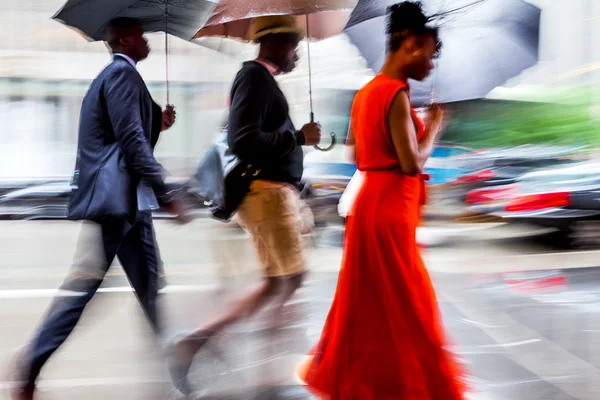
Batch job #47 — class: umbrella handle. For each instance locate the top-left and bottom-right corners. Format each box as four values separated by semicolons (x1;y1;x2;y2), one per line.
314;132;336;152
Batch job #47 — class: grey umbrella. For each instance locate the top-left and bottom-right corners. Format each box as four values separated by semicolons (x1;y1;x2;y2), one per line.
344;0;541;105
53;0;219;101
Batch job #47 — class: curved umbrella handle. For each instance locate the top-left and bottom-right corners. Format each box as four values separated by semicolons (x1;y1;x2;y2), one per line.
314;132;336;152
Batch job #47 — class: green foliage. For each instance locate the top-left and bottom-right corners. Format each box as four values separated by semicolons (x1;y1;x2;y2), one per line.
443;97;598;149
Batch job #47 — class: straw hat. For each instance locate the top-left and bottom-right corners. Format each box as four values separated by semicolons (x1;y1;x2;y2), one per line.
249;15;305;42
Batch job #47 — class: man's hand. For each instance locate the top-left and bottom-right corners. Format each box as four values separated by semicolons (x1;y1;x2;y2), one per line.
164;199;191;224
161;105;176;132
301;122;322;146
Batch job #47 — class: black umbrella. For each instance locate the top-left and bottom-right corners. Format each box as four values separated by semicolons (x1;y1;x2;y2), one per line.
53;0;219;102
345;0;541;105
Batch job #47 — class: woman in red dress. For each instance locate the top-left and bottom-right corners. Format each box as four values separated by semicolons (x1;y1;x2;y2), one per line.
298;2;466;399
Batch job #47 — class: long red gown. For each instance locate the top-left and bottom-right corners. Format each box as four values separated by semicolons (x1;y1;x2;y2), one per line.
299;74;467;399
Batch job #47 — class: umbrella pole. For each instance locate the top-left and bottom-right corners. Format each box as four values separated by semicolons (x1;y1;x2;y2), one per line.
306;15;335;152
164;1;170;105
430;70;437;104
305;15;314;123
165;31;170;105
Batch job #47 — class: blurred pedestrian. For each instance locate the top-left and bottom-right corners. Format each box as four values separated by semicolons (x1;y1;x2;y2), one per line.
168;15;320;395
298;2;467;399
11;17;187;400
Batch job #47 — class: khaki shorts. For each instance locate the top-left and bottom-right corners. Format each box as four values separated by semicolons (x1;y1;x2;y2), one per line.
236;181;314;277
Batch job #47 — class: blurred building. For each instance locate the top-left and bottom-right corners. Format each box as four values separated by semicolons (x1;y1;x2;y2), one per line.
0;0;368;179
0;0;597;179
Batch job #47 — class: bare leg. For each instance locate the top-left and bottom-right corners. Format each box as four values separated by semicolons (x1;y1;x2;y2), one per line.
169;277;283;389
186;276;282;341
184;272;305;343
168;275;303;395
268;272;306;328
279;272;305;305
10;386;34;400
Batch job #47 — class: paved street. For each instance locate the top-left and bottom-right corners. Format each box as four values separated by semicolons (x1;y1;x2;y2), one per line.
1;220;600;399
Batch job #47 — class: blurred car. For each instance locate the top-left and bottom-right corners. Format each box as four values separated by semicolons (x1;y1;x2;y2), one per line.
0;179;58;197
301;179;348;227
0;179;205;220
466;161;600;248
423;144;473;185
0;181;71;220
450;145;584;200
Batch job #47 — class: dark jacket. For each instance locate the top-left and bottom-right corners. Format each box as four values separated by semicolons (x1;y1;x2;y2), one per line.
228;61;305;187
68;55;168;222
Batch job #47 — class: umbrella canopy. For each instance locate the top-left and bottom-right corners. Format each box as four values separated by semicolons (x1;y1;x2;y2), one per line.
53;0;219;103
53;0;219;42
345;0;541;105
194;0;356;40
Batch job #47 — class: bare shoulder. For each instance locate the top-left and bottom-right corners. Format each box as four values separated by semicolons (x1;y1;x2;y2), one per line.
389;88;411;118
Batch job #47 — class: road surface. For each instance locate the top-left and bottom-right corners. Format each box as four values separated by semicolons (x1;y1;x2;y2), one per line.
1;220;600;399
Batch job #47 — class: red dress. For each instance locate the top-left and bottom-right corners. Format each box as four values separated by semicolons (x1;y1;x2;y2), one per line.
299;75;466;399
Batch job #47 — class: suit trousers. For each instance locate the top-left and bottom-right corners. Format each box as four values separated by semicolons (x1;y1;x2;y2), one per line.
22;212;162;385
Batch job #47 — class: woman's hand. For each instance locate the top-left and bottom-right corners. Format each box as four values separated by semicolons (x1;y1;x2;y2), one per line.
426;103;444;135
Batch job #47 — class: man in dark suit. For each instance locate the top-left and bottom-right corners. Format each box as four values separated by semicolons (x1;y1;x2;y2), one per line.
11;17;186;400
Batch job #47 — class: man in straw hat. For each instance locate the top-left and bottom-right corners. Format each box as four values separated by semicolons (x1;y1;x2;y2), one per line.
168;15;321;395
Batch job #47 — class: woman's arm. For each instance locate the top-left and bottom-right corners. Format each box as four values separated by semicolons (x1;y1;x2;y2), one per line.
388;90;442;176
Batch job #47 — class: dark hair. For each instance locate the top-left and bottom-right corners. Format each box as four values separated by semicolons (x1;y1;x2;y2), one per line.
105;17;141;50
386;2;441;54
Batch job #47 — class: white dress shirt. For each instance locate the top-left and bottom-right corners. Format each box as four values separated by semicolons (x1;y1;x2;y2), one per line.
113;53;137;70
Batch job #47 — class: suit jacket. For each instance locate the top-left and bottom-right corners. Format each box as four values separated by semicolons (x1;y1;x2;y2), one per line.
68;55;168;223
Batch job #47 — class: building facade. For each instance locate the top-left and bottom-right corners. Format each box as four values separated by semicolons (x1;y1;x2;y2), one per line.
0;0;596;178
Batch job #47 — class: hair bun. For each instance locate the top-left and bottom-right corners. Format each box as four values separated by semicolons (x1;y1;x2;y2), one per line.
386;1;441;54
387;2;430;34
